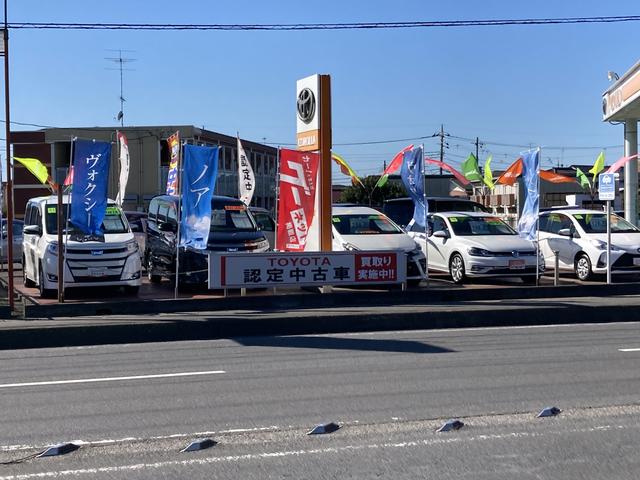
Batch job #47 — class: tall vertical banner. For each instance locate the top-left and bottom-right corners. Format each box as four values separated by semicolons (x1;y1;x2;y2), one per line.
400;145;426;227
517;149;540;241
115;131;130;207
237;135;255;206
70;139;112;235
179;144;219;250
276;148;320;251
166;132;180;195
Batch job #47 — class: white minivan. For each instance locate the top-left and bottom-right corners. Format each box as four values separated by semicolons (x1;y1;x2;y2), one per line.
22;196;142;297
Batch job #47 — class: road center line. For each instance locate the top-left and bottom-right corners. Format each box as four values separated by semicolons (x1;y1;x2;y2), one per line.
618;348;640;352
0;370;226;389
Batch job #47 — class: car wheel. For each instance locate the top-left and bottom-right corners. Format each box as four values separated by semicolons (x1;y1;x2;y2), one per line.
407;279;422;287
147;257;162;284
38;262;55;299
575;254;592;281
22;256;36;288
449;253;466;284
520;275;537;285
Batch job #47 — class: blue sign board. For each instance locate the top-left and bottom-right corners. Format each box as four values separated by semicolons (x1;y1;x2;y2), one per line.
598;173;616;201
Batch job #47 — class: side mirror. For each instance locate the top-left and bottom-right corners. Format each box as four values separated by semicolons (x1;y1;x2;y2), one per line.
558;228;571;237
432;230;449;239
158;222;176;233
23;225;42;236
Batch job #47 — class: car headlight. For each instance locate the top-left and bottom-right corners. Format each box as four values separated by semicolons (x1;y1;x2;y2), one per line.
342;242;360;251
590;239;619;251
468;247;492;257
125;240;139;254
46;243;59;256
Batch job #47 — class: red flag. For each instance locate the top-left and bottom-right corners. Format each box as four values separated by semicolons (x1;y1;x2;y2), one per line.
539;170;576;184
424;157;470;186
63;165;74;186
276;149;320;251
496;158;523;186
605;154;639;174
374;144;414;189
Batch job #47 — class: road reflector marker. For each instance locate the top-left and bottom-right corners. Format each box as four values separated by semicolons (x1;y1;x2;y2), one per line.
537;406;561;418
307;422;340;435
437;419;464;432
37;443;80;457
181;439;217;452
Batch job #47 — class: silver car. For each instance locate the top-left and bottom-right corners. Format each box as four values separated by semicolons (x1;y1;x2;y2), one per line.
1;219;23;263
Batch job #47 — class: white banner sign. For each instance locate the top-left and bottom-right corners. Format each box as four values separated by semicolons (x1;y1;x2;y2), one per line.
208;251;406;289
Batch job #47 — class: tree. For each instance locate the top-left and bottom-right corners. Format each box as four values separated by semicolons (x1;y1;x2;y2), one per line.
338;176;407;207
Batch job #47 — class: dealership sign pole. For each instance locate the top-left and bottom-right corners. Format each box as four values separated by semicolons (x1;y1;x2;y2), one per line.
296;74;332;252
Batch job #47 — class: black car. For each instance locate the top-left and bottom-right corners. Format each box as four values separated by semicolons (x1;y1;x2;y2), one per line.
145;195;270;285
383;197;489;228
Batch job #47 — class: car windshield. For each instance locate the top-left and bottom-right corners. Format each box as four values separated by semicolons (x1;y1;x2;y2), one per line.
45;204;129;234
332;214;403;235
210;201;256;232
448;216;516;236
572;213;639;234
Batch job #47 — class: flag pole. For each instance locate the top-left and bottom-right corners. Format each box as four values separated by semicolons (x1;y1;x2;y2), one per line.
421;143;428;288
274;146;281;251
536;147;541;286
174;140;183;300
62;137;76;302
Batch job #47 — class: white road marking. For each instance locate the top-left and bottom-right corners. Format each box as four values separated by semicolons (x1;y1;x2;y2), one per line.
618;348;640;352
0;370;225;389
0;424;631;479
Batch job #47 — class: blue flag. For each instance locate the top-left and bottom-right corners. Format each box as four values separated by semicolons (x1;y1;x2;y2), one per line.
180;144;219;250
400;145;426;227
70;139;112;235
517;149;540;241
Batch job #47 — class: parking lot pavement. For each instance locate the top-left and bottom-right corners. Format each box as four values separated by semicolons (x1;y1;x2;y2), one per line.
2;265;637;307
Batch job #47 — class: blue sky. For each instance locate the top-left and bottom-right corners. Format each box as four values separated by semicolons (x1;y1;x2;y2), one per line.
6;0;640;183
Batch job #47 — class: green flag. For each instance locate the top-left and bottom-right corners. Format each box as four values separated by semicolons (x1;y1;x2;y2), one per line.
575;167;591;190
588;151;605;182
461;153;482;182
483;155;495;189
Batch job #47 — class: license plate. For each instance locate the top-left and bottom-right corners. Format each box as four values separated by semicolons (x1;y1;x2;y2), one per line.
634;258;640;266
88;268;107;277
509;260;525;270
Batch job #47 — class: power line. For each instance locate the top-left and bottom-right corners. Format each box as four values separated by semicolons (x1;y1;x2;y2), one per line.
7;16;640;31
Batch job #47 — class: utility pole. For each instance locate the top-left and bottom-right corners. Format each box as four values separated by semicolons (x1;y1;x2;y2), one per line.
475;137;480;161
3;0;14;311
439;124;445;175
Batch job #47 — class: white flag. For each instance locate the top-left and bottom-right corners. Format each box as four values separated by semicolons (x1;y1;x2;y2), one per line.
115;131;130;207
237;135;255;206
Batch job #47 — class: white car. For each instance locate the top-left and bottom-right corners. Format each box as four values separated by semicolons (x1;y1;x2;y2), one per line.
22;196;142;298
406;212;540;284
538;209;640;280
332;205;426;284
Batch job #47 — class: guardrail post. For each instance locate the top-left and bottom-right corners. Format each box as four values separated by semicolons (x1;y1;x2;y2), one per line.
553;251;559;286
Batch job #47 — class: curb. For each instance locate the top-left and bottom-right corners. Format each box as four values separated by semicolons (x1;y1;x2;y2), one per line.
17;281;640;319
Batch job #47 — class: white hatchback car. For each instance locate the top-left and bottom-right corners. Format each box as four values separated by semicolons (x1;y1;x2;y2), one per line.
538;209;640;280
406;212;540;284
332;205;426;284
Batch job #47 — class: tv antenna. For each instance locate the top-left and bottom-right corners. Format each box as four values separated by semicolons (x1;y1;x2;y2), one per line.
105;49;136;127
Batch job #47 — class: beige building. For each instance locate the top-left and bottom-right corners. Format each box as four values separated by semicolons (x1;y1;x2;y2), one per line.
11;126;278;217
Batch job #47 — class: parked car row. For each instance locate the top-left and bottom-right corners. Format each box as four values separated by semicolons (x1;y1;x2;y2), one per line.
15;192;640;298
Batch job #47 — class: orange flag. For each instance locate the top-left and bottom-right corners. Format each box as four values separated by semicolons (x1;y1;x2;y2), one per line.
496;158;523;185
539;170;576;184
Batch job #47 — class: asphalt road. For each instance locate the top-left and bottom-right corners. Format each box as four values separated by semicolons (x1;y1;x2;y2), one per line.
1;321;640;478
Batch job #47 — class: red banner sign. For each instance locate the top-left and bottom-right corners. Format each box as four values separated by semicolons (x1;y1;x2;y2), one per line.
276;148;320;251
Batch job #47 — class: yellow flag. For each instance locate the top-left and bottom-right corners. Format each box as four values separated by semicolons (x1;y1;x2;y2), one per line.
588;151;605;182
14;157;49;184
483;155;495;190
